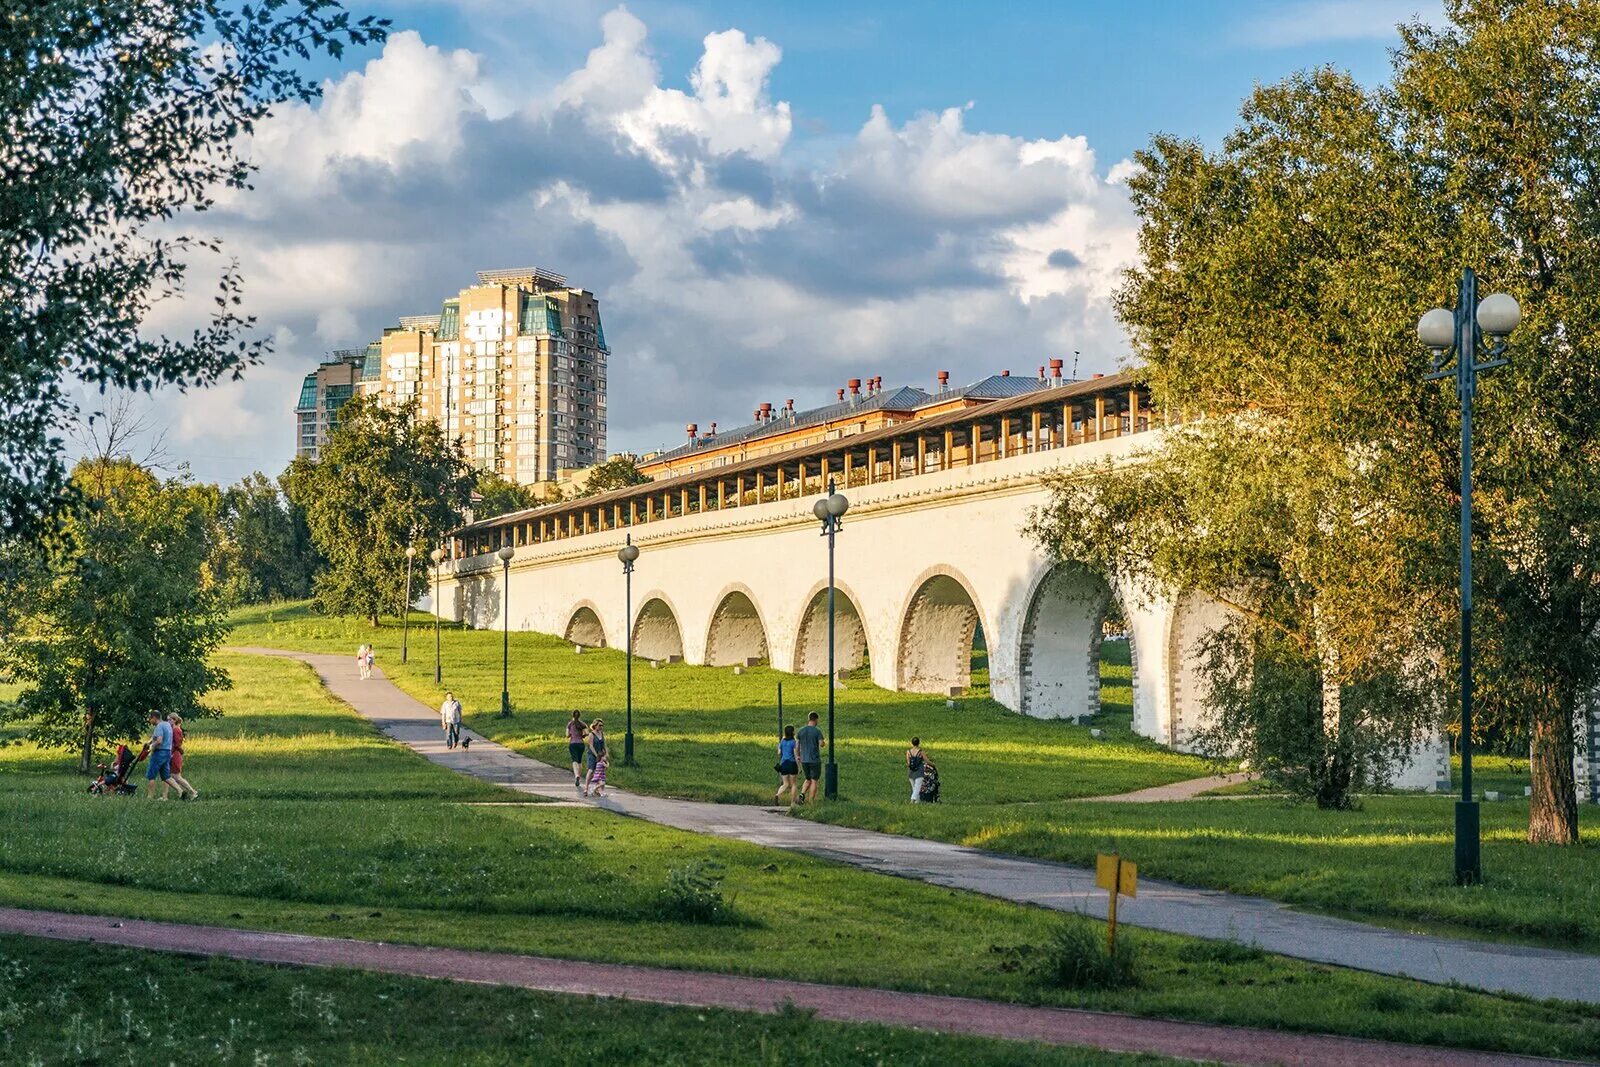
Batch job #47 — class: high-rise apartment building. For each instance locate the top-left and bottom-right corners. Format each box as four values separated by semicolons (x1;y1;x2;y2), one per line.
294;267;608;485
293;350;370;460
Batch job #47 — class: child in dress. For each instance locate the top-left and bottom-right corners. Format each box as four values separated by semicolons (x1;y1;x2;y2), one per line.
588;754;608;797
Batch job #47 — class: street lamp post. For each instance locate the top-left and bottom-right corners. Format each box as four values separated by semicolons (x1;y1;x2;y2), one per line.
1417;268;1521;887
430;547;445;685
402;544;416;664
618;534;640;764
813;479;849;799
497;544;515;717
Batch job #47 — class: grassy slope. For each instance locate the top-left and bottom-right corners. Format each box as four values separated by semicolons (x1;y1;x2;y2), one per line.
0;935;1167;1067
0;650;1594;1058
227;603;1599;949
228;603;1207;805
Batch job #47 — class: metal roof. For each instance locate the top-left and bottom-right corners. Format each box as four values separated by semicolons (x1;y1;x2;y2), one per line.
458;370;1139;535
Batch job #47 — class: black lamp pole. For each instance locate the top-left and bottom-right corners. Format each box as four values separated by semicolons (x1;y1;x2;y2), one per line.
497;545;514;716
619;534;639;764
402;543;416;664
431;547;445;685
1418;268;1521;887
814;478;849;799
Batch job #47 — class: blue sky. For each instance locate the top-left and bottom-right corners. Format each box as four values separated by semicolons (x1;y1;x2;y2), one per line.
138;0;1439;481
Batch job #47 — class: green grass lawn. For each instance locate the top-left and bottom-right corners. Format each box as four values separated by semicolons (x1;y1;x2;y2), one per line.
225;602;1599;950
228;602;1208;805
1;649;1595;1058
0;935;1169;1067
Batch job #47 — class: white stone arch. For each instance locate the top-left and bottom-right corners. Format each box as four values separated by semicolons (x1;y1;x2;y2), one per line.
1015;561;1133;721
563;601;607;648
1164;590;1233;751
704;583;771;667
895;565;992;695
631;591;686;663
791;578;872;676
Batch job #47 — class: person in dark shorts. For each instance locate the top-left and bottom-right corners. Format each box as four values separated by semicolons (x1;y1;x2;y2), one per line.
566;710;587;793
775;724;800;806
796;712;824;803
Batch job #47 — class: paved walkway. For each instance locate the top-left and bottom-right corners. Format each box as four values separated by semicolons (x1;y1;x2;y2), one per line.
0;907;1564;1067
235;646;1600;1006
1084;772;1252;802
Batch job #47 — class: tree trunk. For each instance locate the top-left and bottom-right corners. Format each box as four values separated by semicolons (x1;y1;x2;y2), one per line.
1528;689;1580;844
79;711;95;775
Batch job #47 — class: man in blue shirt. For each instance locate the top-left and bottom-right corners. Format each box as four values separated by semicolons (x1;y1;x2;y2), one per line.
144;711;174;800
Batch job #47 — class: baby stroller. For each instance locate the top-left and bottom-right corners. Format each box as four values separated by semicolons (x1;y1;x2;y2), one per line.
919;759;942;803
88;744;142;796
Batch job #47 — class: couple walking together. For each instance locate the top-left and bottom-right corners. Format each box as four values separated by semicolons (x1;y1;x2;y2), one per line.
775;712;825;806
567;709;610;797
142;710;199;800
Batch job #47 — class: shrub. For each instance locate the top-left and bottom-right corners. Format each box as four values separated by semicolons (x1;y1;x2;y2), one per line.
660;861;733;924
1031;916;1138;990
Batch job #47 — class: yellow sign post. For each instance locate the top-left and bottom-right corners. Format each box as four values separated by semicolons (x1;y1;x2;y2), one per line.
1095;853;1138;952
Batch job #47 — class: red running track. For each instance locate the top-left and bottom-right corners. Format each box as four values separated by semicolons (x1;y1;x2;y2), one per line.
0;907;1567;1067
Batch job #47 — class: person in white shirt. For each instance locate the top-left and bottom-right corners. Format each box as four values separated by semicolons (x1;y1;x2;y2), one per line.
440;692;463;749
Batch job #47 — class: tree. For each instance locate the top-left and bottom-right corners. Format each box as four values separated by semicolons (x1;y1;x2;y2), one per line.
1031;0;1600;840
214;472;319;603
284;397;472;624
473;471;537;521
579;455;649;496
1;2;385;538
0;459;230;772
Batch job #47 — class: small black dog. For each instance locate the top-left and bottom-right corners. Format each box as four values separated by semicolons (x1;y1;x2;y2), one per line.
461;736;472;750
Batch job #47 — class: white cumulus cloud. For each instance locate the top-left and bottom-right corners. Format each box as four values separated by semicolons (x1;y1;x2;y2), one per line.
146;5;1141;476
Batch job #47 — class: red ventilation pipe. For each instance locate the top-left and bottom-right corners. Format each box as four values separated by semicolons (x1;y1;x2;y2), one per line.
937;370;950;390
848;378;861;395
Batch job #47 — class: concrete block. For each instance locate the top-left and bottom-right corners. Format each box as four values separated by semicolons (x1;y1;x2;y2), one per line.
650;660;661;670
945;699;956;709
1484;790;1501;801
1090;728;1104;739
1525;786;1533;797
573;644;584;654
733;666;744;676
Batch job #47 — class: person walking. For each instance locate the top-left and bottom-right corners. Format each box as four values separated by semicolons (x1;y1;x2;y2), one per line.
907;737;927;803
356;644;370;680
439;692;462;750
365;645;376;678
583;718;607;797
774;724;800;806
165;713;199;800
589;749;609;798
796;711;824;804
566;710;587;793
143;711;174;800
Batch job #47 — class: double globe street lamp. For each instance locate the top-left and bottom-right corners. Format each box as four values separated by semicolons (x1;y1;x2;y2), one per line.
1416;268;1520;887
618;535;640;764
813;480;849;799
497;544;515;717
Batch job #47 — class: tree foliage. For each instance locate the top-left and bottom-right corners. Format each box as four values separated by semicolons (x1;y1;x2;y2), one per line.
1032;1;1600;837
579;455;650;496
284;397;472;624
473;471;537;521
208;471;319;604
1;1;385;537
0;459;230;772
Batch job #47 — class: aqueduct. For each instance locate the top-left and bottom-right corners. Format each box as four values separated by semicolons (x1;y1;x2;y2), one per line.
433;372;1456;790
